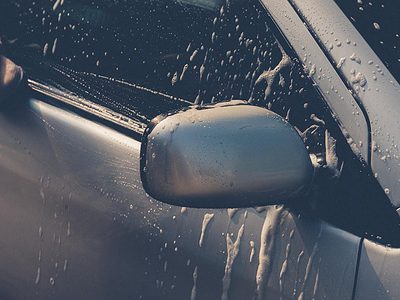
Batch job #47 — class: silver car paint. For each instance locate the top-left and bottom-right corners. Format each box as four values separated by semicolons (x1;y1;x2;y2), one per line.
354;239;400;300
0;98;359;299
259;0;369;162
142;102;313;208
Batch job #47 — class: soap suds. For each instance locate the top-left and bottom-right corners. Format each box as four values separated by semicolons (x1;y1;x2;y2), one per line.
351;71;367;87
255;206;284;300
227;208;239;220
336;57;346;69
221;224;245;300
325;130;344;179
279;229;295;299
249;241;255;263
297;229;322;300
191;266;198;300
254;45;292;100
350;53;361;64
292;250;304;298
199;213;214;247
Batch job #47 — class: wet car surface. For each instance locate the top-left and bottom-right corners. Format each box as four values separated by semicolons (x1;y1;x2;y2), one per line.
0;0;399;299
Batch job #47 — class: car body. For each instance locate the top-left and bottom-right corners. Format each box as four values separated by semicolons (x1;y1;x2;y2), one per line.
0;0;399;299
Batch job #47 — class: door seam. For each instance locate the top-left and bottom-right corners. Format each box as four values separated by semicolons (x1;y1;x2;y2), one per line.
351;237;364;300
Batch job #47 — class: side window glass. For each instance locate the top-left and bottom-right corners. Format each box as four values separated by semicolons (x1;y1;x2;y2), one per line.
334;0;400;82
0;0;319;129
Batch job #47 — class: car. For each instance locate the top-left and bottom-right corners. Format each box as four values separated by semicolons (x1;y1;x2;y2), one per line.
0;0;399;299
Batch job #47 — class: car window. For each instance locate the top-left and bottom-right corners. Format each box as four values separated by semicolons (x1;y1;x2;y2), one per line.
334;0;400;82
1;0;400;246
0;0;331;165
0;1;330;149
0;0;313;127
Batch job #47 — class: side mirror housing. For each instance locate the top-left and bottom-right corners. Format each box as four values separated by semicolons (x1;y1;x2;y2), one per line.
140;101;313;208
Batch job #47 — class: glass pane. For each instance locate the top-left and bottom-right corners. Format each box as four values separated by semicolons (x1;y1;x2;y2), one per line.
335;0;400;82
0;1;303;122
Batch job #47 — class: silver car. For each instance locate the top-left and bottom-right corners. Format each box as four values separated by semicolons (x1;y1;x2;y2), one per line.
0;0;399;299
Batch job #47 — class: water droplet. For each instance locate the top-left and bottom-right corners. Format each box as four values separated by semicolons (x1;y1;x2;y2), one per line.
373;22;381;30
35;267;41;285
49;277;55;286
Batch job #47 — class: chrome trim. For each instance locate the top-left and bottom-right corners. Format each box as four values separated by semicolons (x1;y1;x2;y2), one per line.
28;79;146;135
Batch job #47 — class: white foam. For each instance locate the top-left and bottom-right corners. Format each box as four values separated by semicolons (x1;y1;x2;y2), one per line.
199;213;214;247
221;224;245;300
255;206;283;300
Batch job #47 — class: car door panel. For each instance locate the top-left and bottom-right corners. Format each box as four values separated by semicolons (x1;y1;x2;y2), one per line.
354;239;400;300
0;98;360;299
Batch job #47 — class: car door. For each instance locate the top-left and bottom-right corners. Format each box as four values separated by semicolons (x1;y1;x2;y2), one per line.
0;97;360;300
0;0;392;299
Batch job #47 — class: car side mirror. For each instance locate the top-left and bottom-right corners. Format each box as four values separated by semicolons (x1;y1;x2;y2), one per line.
140;101;313;208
